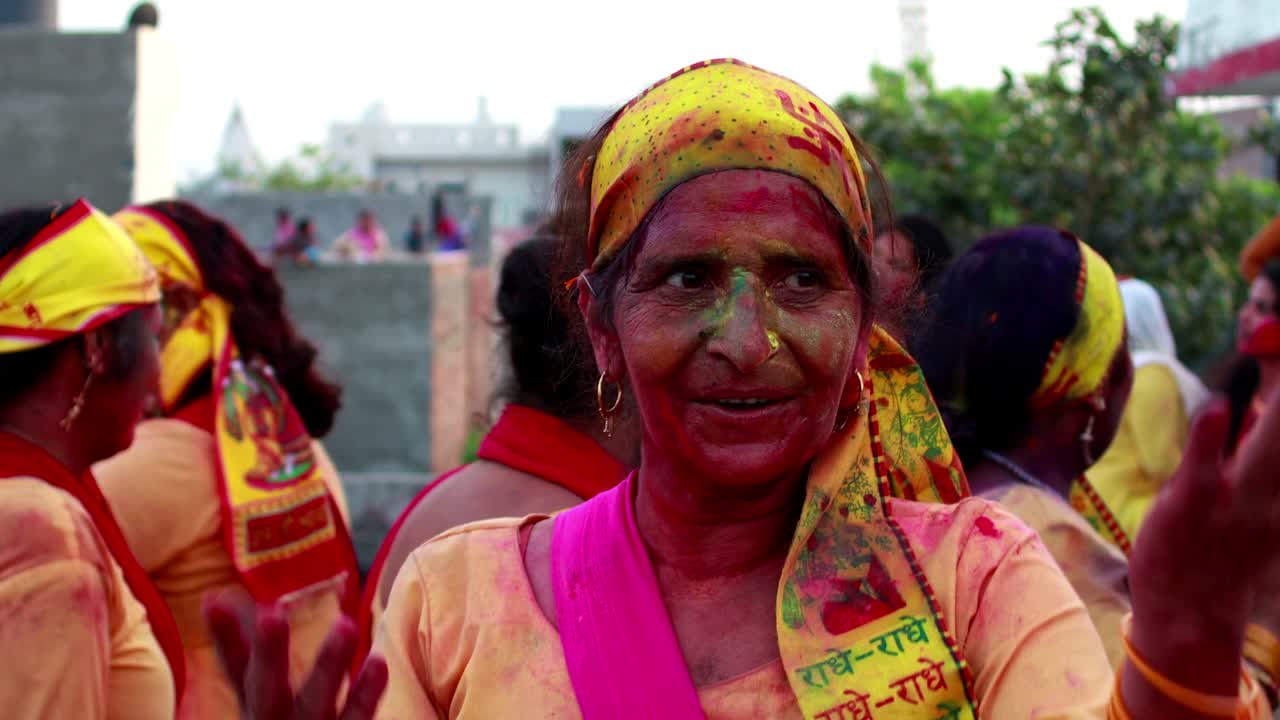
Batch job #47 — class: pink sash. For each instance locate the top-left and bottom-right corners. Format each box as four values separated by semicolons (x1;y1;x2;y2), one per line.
551;473;705;719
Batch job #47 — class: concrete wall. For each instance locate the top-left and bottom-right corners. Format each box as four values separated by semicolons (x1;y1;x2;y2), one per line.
427;255;469;472
276;262;433;473
0;30;136;209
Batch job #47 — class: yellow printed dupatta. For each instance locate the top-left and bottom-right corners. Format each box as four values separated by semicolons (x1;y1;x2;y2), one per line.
779;327;976;720
114;206;358;608
584;59;977;719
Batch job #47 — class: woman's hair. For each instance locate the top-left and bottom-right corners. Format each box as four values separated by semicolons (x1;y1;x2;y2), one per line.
493;233;597;422
889;214;953;293
550;109;887;347
1216;259;1280;449
142;200;342;437
0;204;149;407
916;226;1084;466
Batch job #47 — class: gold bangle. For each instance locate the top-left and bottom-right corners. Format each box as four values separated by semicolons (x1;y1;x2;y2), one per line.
1122;627;1239;717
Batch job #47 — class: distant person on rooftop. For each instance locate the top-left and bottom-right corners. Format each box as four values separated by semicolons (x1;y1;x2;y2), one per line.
272;208;293;251
405;216;427;255
432;195;465;252
333;209;389;263
273;218;319;266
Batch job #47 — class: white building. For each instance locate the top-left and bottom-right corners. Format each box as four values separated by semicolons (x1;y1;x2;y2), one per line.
325;100;612;228
1170;0;1280;182
216;103;264;180
1171;0;1280;96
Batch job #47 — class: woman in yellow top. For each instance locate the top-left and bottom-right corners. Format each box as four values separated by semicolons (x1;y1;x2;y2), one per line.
0;200;182;719
95;200;360;719
1085;278;1208;541
212;59;1280;720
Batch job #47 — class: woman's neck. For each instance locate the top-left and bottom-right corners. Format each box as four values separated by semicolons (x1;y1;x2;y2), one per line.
0;403;91;477
634;455;803;581
967;443;1082;500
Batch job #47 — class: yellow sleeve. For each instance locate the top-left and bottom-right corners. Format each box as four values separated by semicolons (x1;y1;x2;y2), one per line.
371;552;444;720
94;420;219;573
1088;365;1185;540
1127;365;1185;495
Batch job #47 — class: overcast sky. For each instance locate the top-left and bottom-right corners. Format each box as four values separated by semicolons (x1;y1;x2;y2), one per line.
60;0;1187;180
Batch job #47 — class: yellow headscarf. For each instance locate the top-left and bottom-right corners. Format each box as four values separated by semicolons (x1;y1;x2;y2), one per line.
114;205;358;607
1032;234;1126;409
1036;234;1131;554
586;59;979;719
588;59;872;271
0;199;158;353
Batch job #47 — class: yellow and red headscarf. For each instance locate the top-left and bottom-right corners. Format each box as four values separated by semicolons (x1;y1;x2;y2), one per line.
113;205;358;608
0;199;159;352
1032;234;1132;554
1032;234;1126;410
587;58;872;270
583;60;979;719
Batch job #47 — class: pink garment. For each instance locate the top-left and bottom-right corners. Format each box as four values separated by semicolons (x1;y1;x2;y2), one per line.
351;227;380;254
551;473;705;719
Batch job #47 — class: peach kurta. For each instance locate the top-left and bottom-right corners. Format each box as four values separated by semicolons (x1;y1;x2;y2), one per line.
372;497;1118;719
94;418;350;719
0;476;173;720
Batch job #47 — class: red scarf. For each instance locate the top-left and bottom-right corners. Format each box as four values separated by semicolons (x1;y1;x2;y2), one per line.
353;404;628;670
0;432;186;703
174;394;361;616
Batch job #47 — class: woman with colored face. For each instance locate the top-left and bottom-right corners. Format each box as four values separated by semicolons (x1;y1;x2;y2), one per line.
214;61;1280;720
96;201;361;719
1230;262;1280;439
0;201;184;719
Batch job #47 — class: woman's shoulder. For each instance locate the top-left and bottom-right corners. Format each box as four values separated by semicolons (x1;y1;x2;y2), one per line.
396;515;550;633
100;418;215;470
399;462;580;549
409;514;538;571
0;477;110;577
94;418;217;497
889;495;1040;556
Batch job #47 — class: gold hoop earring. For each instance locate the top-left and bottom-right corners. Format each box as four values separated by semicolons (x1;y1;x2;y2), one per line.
834;369;868;433
854;369;870;416
1081;395;1106;466
596;372;624;438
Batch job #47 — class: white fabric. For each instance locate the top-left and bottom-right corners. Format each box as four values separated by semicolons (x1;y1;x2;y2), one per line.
1121;278;1209;418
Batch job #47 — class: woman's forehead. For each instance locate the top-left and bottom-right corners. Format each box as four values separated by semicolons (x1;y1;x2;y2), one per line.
640;171;845;256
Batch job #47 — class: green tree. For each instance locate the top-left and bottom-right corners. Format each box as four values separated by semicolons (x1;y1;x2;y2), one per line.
836;7;1280;369
185;144;365;194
